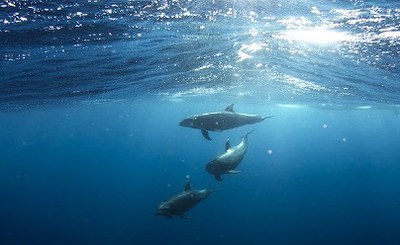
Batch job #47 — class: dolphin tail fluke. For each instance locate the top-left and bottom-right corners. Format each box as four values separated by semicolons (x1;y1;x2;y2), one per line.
215;175;222;181
201;129;212;140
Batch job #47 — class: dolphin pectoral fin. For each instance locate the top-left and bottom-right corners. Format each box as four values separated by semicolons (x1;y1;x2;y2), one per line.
201;129;212;140
215;175;222;181
225;104;235;112
225;139;231;151
228;170;241;174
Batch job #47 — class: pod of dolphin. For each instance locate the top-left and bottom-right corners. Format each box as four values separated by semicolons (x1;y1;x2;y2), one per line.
155;104;274;219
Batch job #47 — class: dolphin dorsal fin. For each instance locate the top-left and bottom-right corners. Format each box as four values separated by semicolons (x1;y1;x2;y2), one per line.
225;139;231;151
184;175;191;191
225;104;235;112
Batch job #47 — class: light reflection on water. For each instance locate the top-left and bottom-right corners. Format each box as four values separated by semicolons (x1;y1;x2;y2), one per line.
0;0;399;108
275;28;355;44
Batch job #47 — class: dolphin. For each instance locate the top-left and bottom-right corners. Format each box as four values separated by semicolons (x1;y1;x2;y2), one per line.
155;176;214;219
179;104;273;140
206;130;254;181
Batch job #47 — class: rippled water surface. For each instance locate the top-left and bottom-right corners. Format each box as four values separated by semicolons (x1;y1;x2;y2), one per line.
1;0;399;110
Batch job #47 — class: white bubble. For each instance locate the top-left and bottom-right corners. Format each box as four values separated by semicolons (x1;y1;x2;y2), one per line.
268;149;272;154
342;137;347;142
323;124;328;128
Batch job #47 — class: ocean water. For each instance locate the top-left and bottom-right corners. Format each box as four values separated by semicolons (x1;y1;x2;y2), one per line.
1;0;400;244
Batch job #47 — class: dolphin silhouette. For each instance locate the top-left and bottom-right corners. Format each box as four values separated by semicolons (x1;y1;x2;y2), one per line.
179;104;273;140
155;176;214;219
206;130;253;181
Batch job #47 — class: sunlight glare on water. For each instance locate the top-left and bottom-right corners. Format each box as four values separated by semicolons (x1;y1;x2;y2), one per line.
0;0;399;109
237;42;267;62
276;27;356;45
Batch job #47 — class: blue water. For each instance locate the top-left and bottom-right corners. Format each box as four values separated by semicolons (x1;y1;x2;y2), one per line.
1;0;400;244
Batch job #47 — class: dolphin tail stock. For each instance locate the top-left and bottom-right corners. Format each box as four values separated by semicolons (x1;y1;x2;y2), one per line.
201;188;219;195
246;129;256;136
242;129;256;139
261;115;274;121
206;188;221;194
209;188;218;193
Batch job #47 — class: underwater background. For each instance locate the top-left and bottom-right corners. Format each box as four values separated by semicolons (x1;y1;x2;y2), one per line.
1;0;400;244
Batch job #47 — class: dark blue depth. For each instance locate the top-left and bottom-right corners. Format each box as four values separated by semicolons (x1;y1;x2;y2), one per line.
1;102;400;245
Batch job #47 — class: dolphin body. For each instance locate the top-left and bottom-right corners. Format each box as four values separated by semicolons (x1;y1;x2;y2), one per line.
206;131;253;181
156;176;214;219
179;104;273;140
